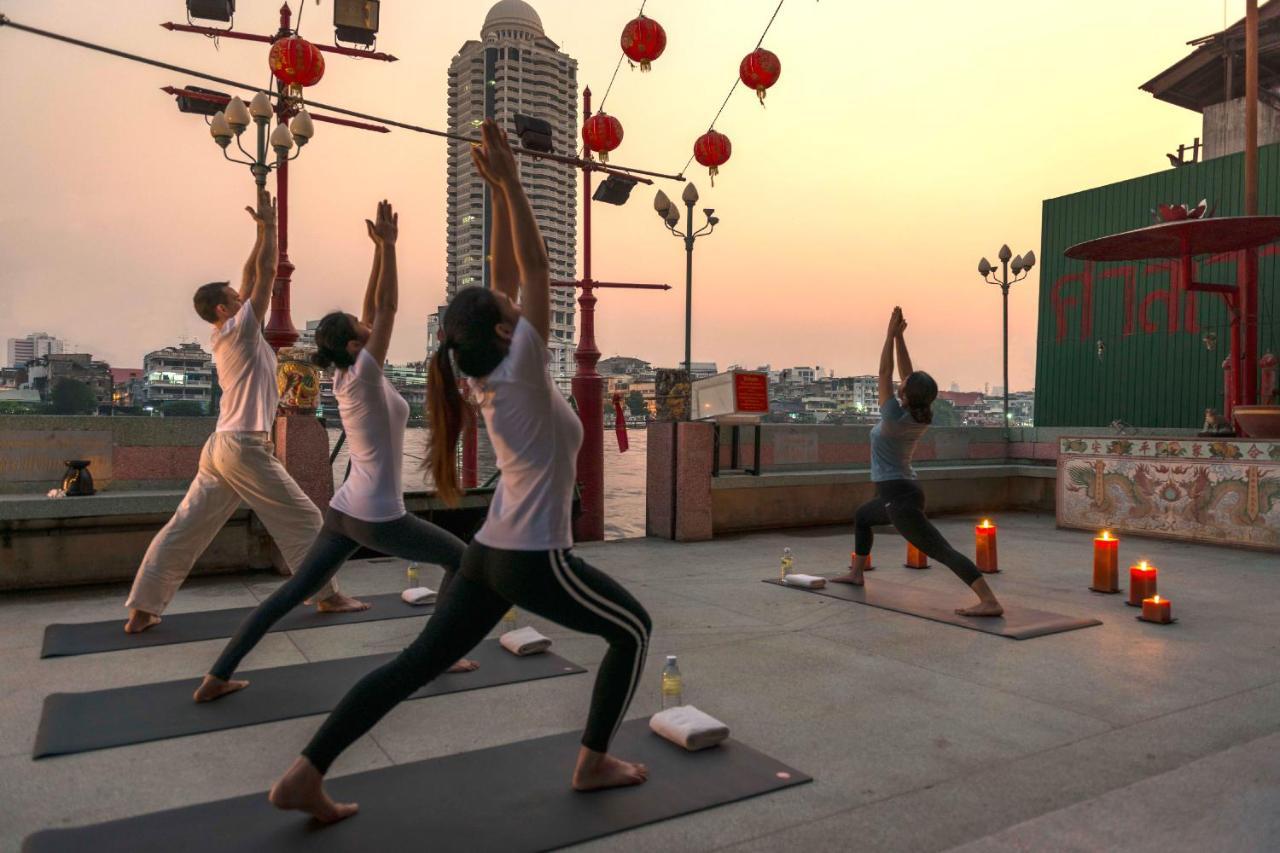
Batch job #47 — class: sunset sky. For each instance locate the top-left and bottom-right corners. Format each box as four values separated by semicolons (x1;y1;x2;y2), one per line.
0;1;1247;391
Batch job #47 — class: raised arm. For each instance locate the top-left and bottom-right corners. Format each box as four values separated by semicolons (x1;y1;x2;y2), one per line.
894;314;915;382
247;188;278;324
470;119;550;341
878;307;903;406
363;200;399;367
238;211;265;302
488;184;520;304
359;219;382;326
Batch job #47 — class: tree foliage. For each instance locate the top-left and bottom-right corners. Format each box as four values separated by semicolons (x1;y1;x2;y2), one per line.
50;379;97;415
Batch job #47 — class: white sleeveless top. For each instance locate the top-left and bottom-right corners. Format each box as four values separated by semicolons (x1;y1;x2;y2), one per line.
472;318;583;551
329;348;410;522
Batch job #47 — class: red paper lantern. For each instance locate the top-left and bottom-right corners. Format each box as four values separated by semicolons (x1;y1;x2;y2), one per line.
740;48;781;105
621;15;666;72
693;130;732;185
269;36;325;93
582;112;624;163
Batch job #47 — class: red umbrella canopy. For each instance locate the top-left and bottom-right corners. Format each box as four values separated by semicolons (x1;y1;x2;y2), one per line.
694;130;732;184
740;48;781;104
621;15;667;72
582;112;624;163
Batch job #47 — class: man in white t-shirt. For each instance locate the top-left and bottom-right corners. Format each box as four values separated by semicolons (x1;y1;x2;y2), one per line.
123;189;367;633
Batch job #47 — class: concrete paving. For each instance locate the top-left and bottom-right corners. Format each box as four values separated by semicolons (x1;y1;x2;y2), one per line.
1;512;1277;851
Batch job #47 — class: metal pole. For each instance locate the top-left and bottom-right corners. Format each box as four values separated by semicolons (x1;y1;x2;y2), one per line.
1001;260;1010;426
262;5;298;351
1243;0;1260;404
684;198;695;375
571;86;604;542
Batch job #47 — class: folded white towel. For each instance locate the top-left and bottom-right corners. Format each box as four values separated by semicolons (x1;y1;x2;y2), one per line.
650;705;730;751
500;626;552;656
400;586;437;606
783;573;826;589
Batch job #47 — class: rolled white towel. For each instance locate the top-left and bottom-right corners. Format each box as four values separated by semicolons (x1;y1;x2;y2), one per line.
783;573;827;589
650;705;730;751
400;586;437;606
500;626;552;656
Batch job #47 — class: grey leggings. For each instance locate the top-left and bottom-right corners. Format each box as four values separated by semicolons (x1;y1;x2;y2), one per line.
854;479;983;587
301;542;651;773
208;509;465;681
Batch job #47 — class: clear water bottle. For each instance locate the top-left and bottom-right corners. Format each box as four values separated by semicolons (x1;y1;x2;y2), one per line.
780;547;794;581
406;563;420;589
661;655;683;709
501;607;518;633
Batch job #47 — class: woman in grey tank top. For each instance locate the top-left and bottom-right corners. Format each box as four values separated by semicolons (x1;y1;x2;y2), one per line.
830;308;1004;617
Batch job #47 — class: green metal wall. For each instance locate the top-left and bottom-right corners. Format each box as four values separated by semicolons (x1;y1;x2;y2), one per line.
1036;144;1280;428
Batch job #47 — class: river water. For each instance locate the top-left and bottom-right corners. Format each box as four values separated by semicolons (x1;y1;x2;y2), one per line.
328;427;648;540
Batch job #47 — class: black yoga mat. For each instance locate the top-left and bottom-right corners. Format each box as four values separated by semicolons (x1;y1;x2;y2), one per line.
763;578;1101;639
24;717;810;853
41;592;430;658
33;640;584;758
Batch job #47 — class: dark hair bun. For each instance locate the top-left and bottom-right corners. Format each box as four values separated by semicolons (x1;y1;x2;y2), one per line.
311;350;333;369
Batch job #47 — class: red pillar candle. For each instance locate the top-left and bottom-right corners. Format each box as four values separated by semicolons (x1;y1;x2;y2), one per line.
1140;595;1173;624
1091;530;1120;592
1127;560;1158;606
905;542;930;569
975;519;999;573
849;552;874;571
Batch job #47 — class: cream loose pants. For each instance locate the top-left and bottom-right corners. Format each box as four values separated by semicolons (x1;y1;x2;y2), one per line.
125;431;337;614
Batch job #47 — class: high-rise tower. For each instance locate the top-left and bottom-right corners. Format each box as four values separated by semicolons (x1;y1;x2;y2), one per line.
432;0;578;390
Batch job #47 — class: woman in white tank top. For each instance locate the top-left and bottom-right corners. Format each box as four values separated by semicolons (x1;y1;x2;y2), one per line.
267;121;652;824
194;200;477;705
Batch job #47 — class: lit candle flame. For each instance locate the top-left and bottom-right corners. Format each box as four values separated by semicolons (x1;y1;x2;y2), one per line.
1099;530;1113;541
1139;560;1149;571
980;519;993;529
1152;595;1162;603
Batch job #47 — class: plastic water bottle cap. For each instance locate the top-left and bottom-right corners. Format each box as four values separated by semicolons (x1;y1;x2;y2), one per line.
666;655;677;663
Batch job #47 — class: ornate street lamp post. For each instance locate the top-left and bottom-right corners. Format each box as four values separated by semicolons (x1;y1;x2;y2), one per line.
653;185;719;375
977;245;1035;426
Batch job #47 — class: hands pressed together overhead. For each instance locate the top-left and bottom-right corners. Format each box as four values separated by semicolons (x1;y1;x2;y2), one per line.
366;199;398;247
469;118;520;190
245;186;276;231
888;306;908;338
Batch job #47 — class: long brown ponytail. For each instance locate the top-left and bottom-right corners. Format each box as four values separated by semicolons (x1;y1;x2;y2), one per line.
427;345;464;506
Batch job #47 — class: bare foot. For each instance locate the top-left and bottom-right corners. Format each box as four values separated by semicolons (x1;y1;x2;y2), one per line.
269;757;358;824
956;601;1004;617
828;572;864;587
446;658;480;673
124;610;161;634
573;748;649;792
193;674;249;703
316;593;371;614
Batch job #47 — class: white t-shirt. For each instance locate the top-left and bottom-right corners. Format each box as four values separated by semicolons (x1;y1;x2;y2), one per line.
329;348;410;523
212;301;279;433
472;318;583;551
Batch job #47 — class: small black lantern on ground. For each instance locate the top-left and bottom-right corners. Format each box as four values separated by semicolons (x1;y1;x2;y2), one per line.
61;460;95;497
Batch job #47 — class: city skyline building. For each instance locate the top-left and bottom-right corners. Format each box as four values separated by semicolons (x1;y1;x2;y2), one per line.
6;332;65;368
432;0;579;391
141;343;213;410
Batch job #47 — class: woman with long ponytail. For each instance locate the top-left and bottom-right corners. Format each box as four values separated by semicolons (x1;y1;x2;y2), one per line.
192;200;477;705
831;307;1004;618
269;120;652;824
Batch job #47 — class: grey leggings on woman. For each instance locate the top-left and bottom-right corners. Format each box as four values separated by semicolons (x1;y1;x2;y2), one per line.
208;509;465;681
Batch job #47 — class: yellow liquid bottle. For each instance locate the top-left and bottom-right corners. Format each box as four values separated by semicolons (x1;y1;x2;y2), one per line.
780;547;793;581
660;655;683;709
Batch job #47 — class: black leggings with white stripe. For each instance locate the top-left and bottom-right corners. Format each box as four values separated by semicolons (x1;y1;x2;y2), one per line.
302;541;652;773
